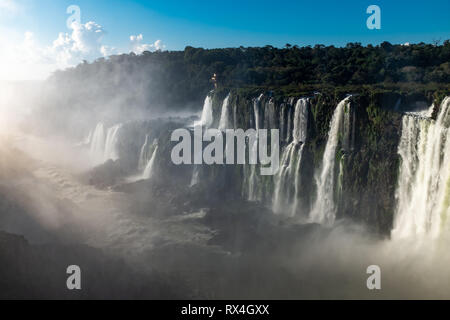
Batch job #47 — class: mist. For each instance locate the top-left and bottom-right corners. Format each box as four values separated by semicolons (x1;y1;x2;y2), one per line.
0;71;449;300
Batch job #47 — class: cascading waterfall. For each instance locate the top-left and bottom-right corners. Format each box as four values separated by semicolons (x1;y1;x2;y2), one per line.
89;123;122;164
138;135;151;170
247;94;264;201
247;138;259;201
90;123;106;163
104;124;122;161
392;97;450;239
190;167;200;187
199;96;213;128
190;95;214;185
142;145;159;179
218;94;231;130
285;98;294;143
272;98;309;216
310;96;351;225
254;94;263;131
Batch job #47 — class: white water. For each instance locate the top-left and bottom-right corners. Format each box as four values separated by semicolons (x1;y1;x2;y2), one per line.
247;138;259;201
138;134;150;170
218;94;231;131
142;145;159;179
247;94;264;201
392;97;450;239
89;123;122;164
104;124;122;161
253;94;263;131
90;123;106;163
190;166;200;187
199;96;213;128
310;97;351;225
273;98;309;215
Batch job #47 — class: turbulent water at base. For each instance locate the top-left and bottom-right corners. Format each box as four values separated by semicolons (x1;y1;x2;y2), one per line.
272;98;309;216
199;96;213;128
89;123;122;164
218;94;231;131
310;97;351;225
143;145;159;179
392;97;450;239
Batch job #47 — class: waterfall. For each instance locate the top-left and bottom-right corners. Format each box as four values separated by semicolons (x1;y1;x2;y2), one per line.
191;93;212;202
142;145;159;179
392;97;450;239
138;134;150;170
233;102;237;129
285;98;295;143
139;137;158;175
342;104;351;152
310;96;351;225
89;123;122;164
104;124;122;161
253;94;263;131
247;138;259;201
90;123;106;163
279;104;286;143
190;166;200;187
272;98;309;215
199;96;213;128
218;94;231;130
247;94;264;201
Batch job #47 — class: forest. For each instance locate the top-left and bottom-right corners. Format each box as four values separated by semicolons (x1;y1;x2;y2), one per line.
48;40;450;111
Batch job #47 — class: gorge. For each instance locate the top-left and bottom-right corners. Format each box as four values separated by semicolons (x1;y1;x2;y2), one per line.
1;42;449;299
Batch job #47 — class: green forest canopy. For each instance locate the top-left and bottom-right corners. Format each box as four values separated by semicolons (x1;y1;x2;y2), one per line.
49;41;450;109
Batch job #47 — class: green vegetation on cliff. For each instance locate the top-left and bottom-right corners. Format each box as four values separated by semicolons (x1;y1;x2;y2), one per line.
48;41;450;114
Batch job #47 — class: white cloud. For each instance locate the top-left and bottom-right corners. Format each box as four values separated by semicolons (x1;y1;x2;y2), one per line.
0;0;18;13
0;21;108;80
130;34;165;54
0;11;165;80
46;21;106;68
100;45;117;57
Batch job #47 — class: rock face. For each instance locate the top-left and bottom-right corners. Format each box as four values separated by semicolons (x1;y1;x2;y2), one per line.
202;89;406;234
83;87;447;235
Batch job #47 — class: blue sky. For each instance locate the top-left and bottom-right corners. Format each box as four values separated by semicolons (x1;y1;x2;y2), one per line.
0;0;449;80
5;0;450;49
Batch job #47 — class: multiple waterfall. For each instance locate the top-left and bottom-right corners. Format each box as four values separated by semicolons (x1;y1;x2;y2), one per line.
194;93;353;222
392;97;450;239
89;123;123;164
310;97;351;225
272;98;309;216
85;93;450;235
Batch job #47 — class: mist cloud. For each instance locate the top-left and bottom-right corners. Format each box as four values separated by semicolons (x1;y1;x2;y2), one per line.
0;5;165;80
130;34;165;54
